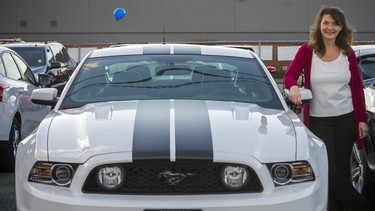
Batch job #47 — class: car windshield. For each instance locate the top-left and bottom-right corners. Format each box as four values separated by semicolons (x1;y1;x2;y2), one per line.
8;47;46;67
61;54;282;109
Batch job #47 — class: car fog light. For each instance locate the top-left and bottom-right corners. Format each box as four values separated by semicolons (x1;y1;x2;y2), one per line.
221;165;249;190
52;164;74;186
96;165;125;190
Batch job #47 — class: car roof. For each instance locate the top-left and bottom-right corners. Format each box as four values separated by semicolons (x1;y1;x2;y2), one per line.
353;45;375;57
89;43;256;59
352;45;375;51
221;45;255;52
2;41;62;48
2;42;49;48
0;46;17;52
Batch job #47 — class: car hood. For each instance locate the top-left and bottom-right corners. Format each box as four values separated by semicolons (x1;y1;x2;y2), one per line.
43;100;300;163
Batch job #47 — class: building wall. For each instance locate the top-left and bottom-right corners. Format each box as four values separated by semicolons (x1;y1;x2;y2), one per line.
0;0;374;44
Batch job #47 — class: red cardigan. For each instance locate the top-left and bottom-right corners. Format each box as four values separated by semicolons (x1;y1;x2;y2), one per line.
283;43;367;149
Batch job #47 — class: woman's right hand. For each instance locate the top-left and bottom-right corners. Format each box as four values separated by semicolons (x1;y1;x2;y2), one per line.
289;85;302;106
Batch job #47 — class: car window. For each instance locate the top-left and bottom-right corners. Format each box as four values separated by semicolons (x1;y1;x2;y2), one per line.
0;59;5;76
13;53;36;84
359;55;375;80
62;54;282;110
46;46;55;64
8;47;46;67
50;44;65;64
61;46;71;63
2;52;22;80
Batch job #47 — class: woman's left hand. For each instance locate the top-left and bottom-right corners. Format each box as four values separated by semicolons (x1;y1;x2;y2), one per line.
358;122;369;139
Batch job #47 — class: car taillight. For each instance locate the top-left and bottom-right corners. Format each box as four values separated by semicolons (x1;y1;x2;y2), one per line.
0;81;10;102
266;66;277;73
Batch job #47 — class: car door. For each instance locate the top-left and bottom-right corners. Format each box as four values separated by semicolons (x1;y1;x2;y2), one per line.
2;51;50;139
0;53;17;141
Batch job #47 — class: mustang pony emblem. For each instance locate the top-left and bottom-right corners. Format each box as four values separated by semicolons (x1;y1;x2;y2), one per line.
158;170;195;185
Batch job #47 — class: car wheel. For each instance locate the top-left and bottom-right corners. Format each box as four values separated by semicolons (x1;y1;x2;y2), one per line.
0;118;21;172
350;143;373;196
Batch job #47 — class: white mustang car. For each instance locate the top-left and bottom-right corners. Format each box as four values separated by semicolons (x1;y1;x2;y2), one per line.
16;44;328;211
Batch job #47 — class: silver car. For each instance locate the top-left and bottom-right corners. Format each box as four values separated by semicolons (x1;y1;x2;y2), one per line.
0;46;50;172
16;44;328;211
350;45;375;196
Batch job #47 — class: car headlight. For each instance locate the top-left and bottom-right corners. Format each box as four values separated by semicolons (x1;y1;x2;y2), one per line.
29;162;77;187
96;165;125;190
220;165;249;190
268;161;315;186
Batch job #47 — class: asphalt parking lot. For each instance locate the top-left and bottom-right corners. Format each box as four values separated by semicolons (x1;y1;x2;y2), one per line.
0;172;16;211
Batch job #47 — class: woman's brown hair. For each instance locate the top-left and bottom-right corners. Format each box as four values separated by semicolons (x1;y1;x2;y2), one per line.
309;5;354;56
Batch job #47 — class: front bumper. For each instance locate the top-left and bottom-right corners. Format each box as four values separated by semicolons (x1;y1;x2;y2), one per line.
16;138;328;211
17;172;326;211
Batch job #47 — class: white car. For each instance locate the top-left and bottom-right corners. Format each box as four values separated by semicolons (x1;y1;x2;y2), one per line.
16;44;328;211
0;46;50;172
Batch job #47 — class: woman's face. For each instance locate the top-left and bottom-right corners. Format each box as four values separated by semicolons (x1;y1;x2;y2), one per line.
320;14;342;42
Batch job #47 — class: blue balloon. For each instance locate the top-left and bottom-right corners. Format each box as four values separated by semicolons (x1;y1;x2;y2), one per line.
114;8;126;21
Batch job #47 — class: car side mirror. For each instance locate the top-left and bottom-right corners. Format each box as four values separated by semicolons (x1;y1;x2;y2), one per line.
38;74;53;87
283;88;312;113
31;88;58;107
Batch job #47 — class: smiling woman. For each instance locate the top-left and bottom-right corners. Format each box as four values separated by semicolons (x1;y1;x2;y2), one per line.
284;5;374;211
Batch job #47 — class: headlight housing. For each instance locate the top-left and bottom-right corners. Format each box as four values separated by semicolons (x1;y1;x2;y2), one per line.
29;162;78;187
267;161;315;186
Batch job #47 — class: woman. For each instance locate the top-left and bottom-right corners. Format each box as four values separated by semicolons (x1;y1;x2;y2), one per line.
283;5;374;211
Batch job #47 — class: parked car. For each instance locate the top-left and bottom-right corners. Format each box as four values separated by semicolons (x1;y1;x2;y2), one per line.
2;41;77;95
350;45;375;196
16;44;328;211
0;46;50;172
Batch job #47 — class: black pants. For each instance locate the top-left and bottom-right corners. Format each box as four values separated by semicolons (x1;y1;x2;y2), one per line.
310;112;371;211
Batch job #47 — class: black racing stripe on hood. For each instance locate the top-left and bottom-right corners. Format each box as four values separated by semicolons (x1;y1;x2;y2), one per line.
174;100;213;161
132;100;170;161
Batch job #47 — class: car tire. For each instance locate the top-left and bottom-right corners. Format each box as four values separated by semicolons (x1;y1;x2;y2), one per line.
0;118;21;172
350;143;374;197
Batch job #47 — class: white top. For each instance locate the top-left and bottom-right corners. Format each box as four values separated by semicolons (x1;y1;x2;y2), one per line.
310;51;353;117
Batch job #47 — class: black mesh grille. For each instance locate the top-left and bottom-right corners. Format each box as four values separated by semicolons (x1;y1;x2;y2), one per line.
82;161;263;194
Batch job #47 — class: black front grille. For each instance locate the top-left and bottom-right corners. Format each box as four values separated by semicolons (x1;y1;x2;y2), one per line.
82;161;263;194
